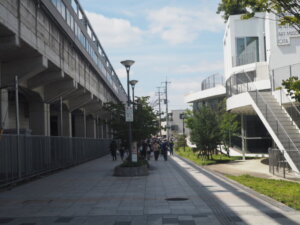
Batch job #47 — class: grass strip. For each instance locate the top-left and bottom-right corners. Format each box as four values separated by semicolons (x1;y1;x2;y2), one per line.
227;174;300;210
176;147;243;166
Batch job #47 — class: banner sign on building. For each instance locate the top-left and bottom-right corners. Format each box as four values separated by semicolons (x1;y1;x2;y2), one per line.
277;19;300;46
125;105;133;122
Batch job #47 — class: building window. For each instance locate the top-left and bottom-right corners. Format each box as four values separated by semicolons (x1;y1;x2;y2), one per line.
235;37;259;66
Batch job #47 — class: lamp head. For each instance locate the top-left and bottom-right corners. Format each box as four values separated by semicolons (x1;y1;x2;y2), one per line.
121;60;135;69
129;80;138;87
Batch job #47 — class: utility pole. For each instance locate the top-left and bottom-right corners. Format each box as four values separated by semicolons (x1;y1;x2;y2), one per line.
156;87;162;136
162;80;171;140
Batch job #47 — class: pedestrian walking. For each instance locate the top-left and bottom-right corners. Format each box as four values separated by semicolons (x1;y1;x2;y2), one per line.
141;140;148;159
152;140;160;161
110;139;117;161
146;139;152;160
161;139;169;161
119;143;125;161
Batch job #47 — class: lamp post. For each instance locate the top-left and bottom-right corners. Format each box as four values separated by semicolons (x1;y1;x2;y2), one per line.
129;80;138;105
121;60;135;162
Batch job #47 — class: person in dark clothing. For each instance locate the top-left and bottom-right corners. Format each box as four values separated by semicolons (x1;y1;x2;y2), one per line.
141;140;148;159
161;140;169;161
110;140;117;161
119;144;125;161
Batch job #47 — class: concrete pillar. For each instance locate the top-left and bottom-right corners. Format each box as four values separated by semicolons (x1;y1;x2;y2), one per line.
103;120;107;139
0;89;9;129
72;110;85;137
86;115;96;138
57;105;72;137
29;101;50;136
98;119;104;139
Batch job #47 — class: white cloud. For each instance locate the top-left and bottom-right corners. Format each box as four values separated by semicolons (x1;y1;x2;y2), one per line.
170;78;203;93
173;61;224;74
148;7;223;44
85;11;143;48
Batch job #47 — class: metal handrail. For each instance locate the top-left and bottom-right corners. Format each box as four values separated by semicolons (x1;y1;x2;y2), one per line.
253;90;300;154
271;63;300;116
271;72;300;125
242;69;300;154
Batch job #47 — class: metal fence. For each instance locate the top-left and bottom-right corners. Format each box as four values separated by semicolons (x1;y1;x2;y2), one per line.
268;148;291;178
201;74;224;91
0;135;111;187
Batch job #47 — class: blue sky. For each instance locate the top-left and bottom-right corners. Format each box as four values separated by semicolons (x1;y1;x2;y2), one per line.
80;0;225;110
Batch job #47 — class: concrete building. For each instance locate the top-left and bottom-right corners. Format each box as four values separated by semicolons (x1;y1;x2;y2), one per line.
0;0;127;138
169;109;190;138
186;13;300;174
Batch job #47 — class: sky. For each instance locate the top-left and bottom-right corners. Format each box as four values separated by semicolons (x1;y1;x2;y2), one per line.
80;0;225;111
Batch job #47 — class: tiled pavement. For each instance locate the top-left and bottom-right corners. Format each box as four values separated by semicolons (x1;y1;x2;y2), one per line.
0;154;299;225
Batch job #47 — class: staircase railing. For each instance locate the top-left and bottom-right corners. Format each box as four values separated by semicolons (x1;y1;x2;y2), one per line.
252;90;299;153
270;65;300;128
241;69;300;156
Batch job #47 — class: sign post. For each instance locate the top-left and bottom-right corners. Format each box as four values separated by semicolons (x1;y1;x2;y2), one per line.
125;105;133;122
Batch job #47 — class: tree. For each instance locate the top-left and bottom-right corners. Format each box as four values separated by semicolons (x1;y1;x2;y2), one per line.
218;100;239;156
216;0;248;22
217;0;300;32
174;134;186;151
185;107;220;159
103;96;159;146
219;112;239;156
282;76;300;102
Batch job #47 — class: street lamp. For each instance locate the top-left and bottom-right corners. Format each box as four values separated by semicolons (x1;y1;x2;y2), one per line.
121;60;135;162
129;80;138;104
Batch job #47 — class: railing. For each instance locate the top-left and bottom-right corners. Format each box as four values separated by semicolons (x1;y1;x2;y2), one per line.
268;148;291;178
201;74;224;91
226;71;257;97
232;51;259;67
0;135;111;187
252;90;299;153
270;63;300;128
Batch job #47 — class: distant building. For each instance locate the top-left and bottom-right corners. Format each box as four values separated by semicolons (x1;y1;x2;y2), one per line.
168;109;190;138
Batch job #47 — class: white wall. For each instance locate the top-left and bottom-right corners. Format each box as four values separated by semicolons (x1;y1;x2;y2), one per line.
224;13;267;81
266;14;300;71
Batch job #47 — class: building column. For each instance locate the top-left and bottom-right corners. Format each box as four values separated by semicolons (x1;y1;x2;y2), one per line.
0;89;9;129
29;100;50;136
72;110;85;137
86;115;96;138
59;110;72;137
98;119;104;139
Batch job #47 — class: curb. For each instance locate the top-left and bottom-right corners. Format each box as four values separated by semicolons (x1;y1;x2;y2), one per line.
174;154;296;212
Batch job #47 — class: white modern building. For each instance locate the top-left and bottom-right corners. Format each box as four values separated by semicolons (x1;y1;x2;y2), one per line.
186;12;300;174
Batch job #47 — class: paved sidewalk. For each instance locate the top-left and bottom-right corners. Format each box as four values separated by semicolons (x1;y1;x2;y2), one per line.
0;155;299;225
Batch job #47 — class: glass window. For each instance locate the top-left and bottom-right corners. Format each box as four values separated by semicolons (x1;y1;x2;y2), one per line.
71;0;77;14
61;2;66;19
51;0;57;7
66;10;71;26
235;37;259;66
236;38;245;56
